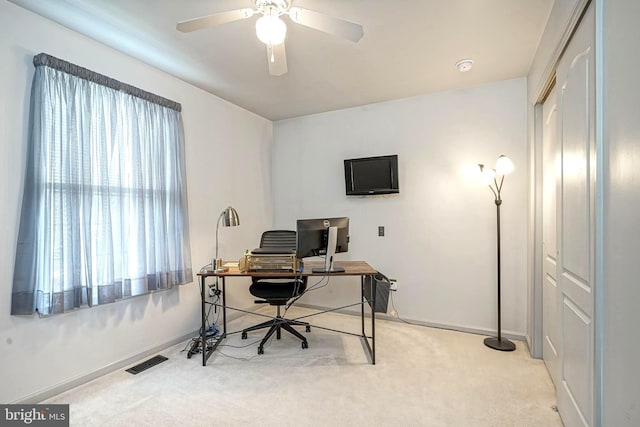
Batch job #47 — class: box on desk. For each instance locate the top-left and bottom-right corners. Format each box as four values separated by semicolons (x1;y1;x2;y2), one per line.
240;248;300;272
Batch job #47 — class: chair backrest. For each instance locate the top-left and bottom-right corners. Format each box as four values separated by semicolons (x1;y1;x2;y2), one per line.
260;230;296;250
251;230;305;289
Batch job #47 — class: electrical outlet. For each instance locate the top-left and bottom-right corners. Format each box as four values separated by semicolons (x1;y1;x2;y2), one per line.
389;280;398;291
378;226;384;236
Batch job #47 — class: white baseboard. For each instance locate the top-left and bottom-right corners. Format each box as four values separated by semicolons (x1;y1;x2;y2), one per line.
15;309;255;404
13;331;195;404
296;303;527;342
18;309;254;404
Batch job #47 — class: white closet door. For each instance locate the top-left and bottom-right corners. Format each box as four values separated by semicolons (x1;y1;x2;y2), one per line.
555;3;595;426
542;85;560;387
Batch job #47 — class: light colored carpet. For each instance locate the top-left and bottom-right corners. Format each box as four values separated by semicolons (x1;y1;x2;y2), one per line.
45;307;562;427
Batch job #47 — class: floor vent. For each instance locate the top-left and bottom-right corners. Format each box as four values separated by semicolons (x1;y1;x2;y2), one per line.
126;355;168;375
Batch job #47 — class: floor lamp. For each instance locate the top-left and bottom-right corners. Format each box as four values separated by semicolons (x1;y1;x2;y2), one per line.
478;155;516;352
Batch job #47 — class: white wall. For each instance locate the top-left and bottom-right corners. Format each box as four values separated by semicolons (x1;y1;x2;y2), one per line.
600;0;640;424
0;1;272;403
272;79;528;336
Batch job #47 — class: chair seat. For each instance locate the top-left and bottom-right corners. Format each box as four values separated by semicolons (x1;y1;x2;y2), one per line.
250;280;307;303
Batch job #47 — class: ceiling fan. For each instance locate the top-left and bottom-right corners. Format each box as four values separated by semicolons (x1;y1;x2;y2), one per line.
176;0;364;76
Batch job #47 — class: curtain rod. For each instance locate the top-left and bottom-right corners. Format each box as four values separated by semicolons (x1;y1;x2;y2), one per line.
33;53;182;112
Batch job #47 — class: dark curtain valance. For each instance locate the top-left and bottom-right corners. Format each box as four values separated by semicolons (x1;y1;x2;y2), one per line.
33;53;182;112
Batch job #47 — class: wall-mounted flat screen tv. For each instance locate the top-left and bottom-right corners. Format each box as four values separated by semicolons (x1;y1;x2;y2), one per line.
344;154;399;196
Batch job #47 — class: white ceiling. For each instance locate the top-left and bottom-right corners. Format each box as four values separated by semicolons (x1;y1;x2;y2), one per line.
9;0;553;121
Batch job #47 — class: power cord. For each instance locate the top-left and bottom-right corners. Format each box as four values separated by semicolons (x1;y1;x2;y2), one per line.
217;329;280;361
388;290;421;326
283;275;330;315
183;289;222;358
199;262;214;274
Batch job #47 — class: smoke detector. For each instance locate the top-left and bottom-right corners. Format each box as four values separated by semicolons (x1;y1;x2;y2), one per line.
456;59;474;72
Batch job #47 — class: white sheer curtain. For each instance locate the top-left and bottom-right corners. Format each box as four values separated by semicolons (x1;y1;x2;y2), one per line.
12;58;192;316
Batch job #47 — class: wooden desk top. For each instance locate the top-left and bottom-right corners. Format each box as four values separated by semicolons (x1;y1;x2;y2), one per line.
198;260;377;277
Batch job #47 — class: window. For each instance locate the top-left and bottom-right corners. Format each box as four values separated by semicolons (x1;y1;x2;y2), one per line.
11;54;192;316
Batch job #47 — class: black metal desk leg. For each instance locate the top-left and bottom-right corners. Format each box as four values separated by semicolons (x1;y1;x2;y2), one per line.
201;275;207;367
222;277;227;338
371;277;376;365
360;274;376;365
361;276;365;337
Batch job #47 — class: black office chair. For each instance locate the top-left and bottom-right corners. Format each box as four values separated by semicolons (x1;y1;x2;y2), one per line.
241;230;310;354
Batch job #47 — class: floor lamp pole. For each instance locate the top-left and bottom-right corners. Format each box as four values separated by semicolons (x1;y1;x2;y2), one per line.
484;197;516;351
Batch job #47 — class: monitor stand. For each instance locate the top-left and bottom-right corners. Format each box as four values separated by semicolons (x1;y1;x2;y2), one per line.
311;226;345;273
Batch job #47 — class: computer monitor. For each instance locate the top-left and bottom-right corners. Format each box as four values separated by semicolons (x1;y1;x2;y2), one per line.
296;217;349;273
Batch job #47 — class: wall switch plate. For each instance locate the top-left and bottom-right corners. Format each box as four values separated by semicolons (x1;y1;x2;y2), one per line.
378;226;384;236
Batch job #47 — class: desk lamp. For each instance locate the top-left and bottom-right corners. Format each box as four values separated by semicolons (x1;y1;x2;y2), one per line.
478;155;516;352
214;206;240;271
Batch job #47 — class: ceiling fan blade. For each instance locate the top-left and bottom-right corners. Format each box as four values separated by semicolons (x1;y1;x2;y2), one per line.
177;8;254;33
287;7;364;42
267;43;288;76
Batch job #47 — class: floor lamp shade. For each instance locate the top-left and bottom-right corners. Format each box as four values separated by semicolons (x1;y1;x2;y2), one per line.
478;156;516;352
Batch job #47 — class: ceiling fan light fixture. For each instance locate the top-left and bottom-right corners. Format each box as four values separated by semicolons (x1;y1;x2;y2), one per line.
256;14;287;46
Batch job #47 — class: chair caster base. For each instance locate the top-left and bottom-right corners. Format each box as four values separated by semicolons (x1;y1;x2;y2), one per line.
241;331;247;339
301;341;308;349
